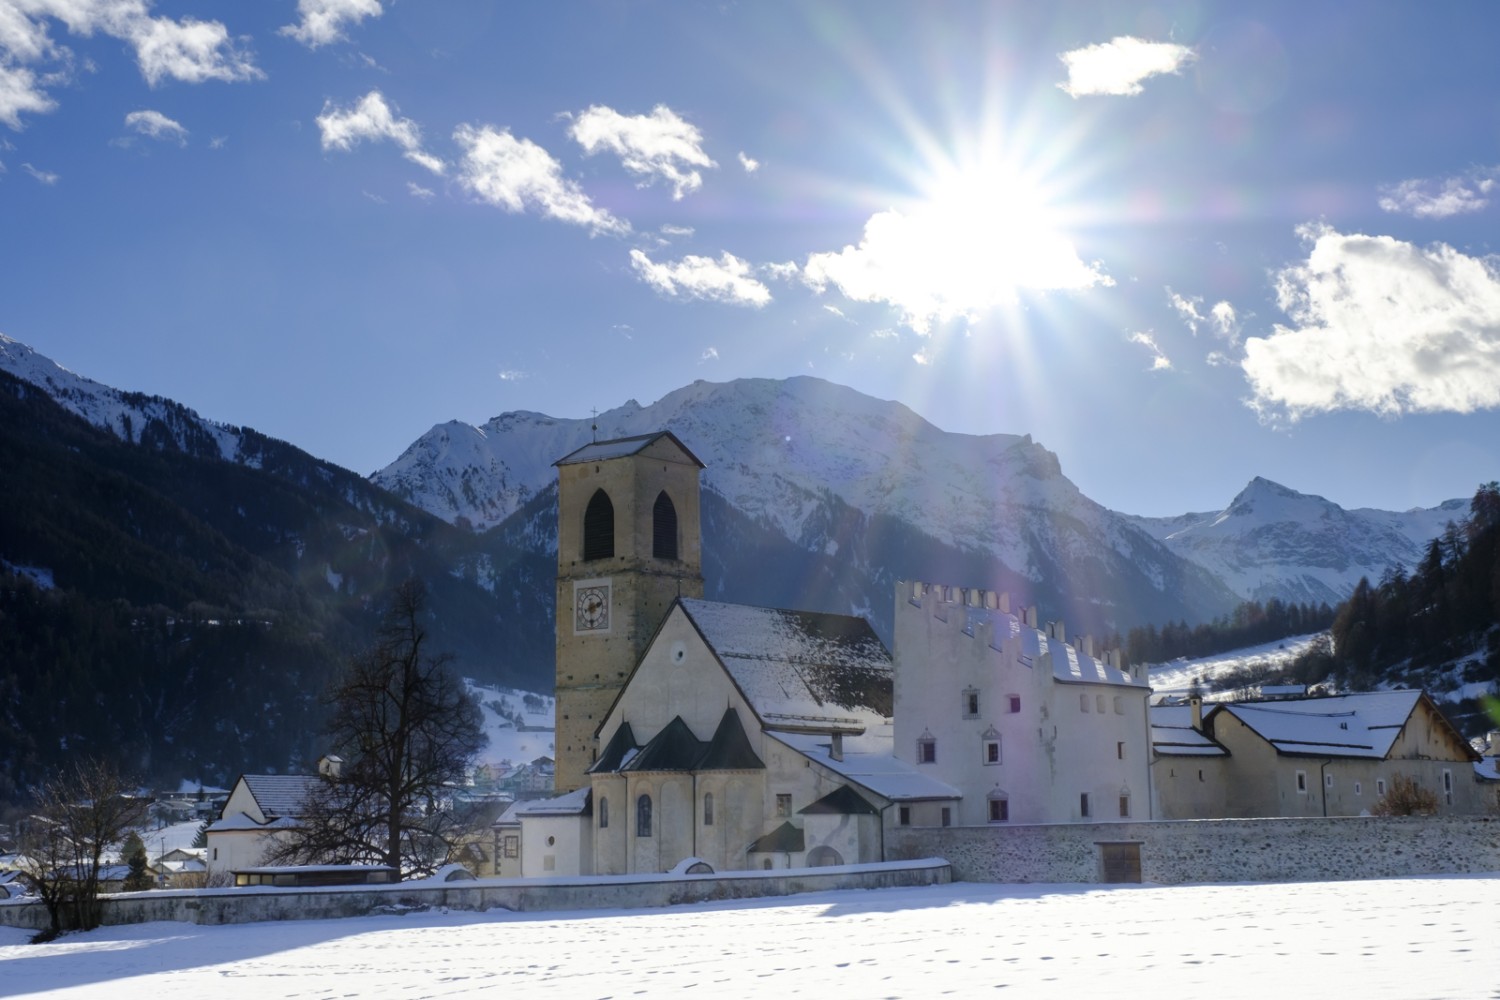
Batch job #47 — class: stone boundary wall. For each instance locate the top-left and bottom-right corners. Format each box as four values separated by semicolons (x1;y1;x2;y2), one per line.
0;859;951;933
891;815;1500;884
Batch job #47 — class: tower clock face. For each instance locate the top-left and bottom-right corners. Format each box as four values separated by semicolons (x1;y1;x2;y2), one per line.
574;581;611;632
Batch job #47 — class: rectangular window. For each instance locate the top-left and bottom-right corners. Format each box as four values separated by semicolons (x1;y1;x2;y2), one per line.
898;805;911;826
988;798;1009;822
503;836;518;859
1080;693;1090;713
1080;792;1091;818
1116;741;1125;760
1008;695;1021;714
1119;795;1130;818
1097;695;1107;714
1296;770;1308;793
1113;696;1124;715
1354;781;1362;796
941;807;952;827
984;739;1001;765
1443;769;1453;805
1325;773;1333;789
918;739;936;764
776;793;792;817
962;689;980;719
1377;778;1387;797
703;793;714;826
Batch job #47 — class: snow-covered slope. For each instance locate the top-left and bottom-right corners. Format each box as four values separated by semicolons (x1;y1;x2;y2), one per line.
0;332;252;464
1126;477;1466;605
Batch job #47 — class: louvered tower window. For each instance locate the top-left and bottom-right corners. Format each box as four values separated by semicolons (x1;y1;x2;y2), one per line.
583;489;614;560
652;490;678;560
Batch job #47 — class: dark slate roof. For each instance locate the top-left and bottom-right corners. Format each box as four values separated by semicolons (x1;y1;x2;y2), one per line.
622;716;706;772
589;722;639;774
747;821;805;854
697;708;765;770
554;430;704;468
799;784;879;816
240;774;321;819
679;599;894;728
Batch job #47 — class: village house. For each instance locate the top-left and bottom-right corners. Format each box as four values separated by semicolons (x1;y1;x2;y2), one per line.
203;759;338;874
893;581;1152;825
1151;690;1487;818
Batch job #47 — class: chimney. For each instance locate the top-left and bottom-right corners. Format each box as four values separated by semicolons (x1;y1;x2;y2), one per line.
1047;620;1065;643
830;732;844;762
1189;695;1203;732
997;592;1010;614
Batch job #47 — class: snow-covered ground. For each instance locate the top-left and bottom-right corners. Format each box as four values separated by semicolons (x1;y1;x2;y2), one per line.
468;681;554;768
1;874;1495;998
1148;633;1321;700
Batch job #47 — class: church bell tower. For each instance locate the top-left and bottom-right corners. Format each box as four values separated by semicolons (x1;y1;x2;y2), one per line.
552;431;704;791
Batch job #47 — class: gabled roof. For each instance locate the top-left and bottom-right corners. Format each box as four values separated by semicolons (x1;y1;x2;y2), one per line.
678;598;893;730
799;784;879;816
554;430;704;468
1207;690;1479;761
1150;705;1229;757
747;821;805;854
237;774;321;820
589;722;639;774
509;787;592;817
623;716;706;772
769;725;960;803
697;708;765;770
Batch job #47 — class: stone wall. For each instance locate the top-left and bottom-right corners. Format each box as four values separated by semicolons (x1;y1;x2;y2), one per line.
891;815;1500;884
0;859;950;933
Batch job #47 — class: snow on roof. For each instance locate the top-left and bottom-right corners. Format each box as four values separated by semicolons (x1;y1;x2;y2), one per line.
554;430;703;467
510;787;592;817
1149;705;1228;757
1472;757;1500;782
208;813;299;833
1209;690;1425;759
240;774;321;819
680;598;893;728
769;724;960;803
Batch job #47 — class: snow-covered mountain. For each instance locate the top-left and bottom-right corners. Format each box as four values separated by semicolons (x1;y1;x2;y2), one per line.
1125;477;1467;606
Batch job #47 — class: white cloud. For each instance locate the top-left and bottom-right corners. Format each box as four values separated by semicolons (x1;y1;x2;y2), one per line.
23;161;56;184
125;108;186;144
455;123;628;235
280;0;382;50
630;249;771;307
912;349;931;366
317;90;444;175
1378;169;1497;219
738;151;759;173
498;369;528;382
1129;330;1173;371
209;135;226;149
823;305;846;319
1209;300;1239;345
0;2;260;128
1058;36;1195;97
801;205;1110;333
1242;223;1500;419
407;181;433;199
1167;287;1204;334
568;104;715;200
660;224;694;237
700;347;719;361
763;261;800;282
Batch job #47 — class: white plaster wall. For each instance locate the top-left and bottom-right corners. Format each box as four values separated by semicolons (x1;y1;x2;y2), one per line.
520;812;593;878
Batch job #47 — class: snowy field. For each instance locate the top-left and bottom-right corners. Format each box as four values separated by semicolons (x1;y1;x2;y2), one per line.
3;874;1496;999
1148;633;1321;699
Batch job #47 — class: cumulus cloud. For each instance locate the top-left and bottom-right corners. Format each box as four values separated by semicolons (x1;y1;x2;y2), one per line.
1129;330;1173;370
700;347;719;361
630;249;771;306
1378;169;1497;219
1210;300;1240;345
125;108;186;144
1058;36;1196;97
455;123;627;236
317;90;444;174
1242;223;1500;420
0;2;260;128
568;104;715;200
280;0;382;49
801;206;1110;333
738;151;759;173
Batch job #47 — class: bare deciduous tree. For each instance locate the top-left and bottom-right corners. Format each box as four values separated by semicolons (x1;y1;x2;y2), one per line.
1371;774;1440;817
267;580;486;876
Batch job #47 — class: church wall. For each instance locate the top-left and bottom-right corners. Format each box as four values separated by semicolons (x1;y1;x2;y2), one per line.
591;774;628;874
520;813;593;878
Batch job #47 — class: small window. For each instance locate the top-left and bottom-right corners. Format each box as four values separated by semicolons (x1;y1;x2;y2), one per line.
212;848;218;861
941;807;952;827
762;859;773;870
1116;741;1125;761
1325;773;1334;789
1296;771;1308;794
1119;795;1130;818
1198;769;1204;782
1008;695;1021;714
1377;778;1387;796
962;688;980;719
599;796;609;828
1354;781;1362;796
703;792;714;826
1096;694;1107;714
776;793;792;817
637;794;653;837
1443;769;1453;805
918;737;936;764
1080;693;1090;713
988;798;1010;822
503;835;518;859
984;739;1001;765
1080;793;1091;818
1113;696;1123;715
898;805;911;826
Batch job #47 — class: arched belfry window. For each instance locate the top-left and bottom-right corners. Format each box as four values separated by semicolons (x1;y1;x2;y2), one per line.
652;491;678;561
583;489;615;560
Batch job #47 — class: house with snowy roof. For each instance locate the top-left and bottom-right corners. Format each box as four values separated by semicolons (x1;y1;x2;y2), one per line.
204;759;339;873
1151;690;1485;818
893;582;1152;825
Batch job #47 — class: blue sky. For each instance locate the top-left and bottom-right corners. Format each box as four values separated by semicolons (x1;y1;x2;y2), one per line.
3;1;1499;517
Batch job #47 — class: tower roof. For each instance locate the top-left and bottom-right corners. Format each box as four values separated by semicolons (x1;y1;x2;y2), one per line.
554;430;704;468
